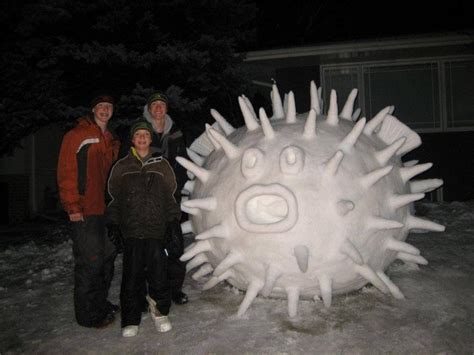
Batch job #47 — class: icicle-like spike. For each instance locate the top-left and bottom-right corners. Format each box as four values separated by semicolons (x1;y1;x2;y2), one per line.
340;239;363;265
385;238;420;255
388;105;395;114
324;150;344;176
261;264;282;297
375;137;406;166
186;148;205;166
303;109;317;139
310;81;321;115
271;84;285;119
354;264;390;293
207;127;240;159
286;286;300;317
180;220;194;234
338;117;366;152
400;163;433;183
326;90;339;126
192;263;214;280
410;179;443;193
210;109;235;136
294;245;309;273
242;95;258;119
182;180;196;195
202;270;235;291
340;88;358;120
397;251;428;265
180;240;212;262
185;254;209;273
184;242;196;253
238;96;260;131
259;107;275;139
389;193;424;210
195;223;229;240
352;107;361;121
360;166;393;189
182;197;217;212
176;156;211;183
406;215;445;232
237;280;264;317
363;106;392;136
368;216;404;230
403;160;419;167
205;123;221;149
376;271;405;299
213;251;243;276
318;274;332;308
181;203;200;216
285;91;297;123
337;200;355;217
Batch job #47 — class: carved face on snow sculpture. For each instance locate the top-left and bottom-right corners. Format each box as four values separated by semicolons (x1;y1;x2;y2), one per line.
177;82;445;317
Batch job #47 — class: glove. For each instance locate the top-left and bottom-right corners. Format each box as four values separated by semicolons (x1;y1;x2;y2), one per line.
107;223;124;254
165;221;184;258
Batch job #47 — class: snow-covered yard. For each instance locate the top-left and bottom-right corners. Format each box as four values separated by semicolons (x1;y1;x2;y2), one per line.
1;202;473;354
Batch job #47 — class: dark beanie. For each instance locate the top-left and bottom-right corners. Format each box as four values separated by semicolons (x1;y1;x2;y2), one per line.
130;121;153;137
90;94;115;109
147;92;168;107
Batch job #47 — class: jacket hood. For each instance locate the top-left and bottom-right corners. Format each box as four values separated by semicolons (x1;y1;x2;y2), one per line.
143;105;173;135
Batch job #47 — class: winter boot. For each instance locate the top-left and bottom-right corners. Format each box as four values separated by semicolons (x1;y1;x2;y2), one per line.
146;295;172;333
122;325;139;337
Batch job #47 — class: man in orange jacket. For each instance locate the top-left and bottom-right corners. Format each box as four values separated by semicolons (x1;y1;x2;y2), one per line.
57;94;120;328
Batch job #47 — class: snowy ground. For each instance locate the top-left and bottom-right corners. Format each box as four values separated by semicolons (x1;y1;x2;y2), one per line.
1;202;473;354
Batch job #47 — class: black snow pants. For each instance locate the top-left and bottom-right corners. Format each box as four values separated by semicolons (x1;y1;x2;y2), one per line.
121;238;171;327
72;215;117;327
166;226;186;297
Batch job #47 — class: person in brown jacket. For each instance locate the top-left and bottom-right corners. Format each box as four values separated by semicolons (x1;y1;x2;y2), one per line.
57;94;120;328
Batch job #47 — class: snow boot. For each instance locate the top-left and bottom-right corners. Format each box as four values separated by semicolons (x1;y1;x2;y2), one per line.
122;325;139;337
146;295;172;333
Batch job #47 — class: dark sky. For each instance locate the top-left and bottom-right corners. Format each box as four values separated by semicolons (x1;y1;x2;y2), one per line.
256;0;473;49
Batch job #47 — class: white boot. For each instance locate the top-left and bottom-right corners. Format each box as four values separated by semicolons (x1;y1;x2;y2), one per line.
146;295;172;333
122;325;139;337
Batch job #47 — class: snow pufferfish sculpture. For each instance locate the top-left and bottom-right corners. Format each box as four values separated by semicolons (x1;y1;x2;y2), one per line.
176;82;445;318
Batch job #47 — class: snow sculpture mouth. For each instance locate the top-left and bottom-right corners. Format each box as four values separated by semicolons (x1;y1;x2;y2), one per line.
235;184;298;233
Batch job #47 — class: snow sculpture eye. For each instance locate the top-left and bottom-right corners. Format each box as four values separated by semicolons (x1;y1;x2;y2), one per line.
280;145;305;175
241;148;265;179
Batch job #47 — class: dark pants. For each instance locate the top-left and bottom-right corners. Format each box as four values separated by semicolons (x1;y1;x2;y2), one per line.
166;227;186;297
72;215;117;327
121;238;171;327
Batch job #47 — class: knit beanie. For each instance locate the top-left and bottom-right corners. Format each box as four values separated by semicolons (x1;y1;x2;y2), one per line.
90;94;115;109
147;92;168;107
130;121;153;137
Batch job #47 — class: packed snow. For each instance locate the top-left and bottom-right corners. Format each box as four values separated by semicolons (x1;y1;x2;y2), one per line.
1;201;473;354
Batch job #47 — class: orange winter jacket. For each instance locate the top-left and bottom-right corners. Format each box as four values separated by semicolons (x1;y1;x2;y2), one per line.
57;116;120;216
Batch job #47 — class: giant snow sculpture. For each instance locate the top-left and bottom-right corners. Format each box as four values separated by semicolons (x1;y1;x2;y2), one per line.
177;82;445;318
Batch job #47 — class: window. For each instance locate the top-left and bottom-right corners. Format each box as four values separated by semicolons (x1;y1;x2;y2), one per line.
445;59;474;129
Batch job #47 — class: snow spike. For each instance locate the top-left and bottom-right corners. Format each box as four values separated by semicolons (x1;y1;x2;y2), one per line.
324;150;344;176
180;240;212;262
210;109;235;136
339;117;366;152
279;146;305;175
294;245;309;273
400;163;433;183
238;96;260;131
310;81;321;115
354;264;390;293
352;108;361;121
261;264;282;297
285;91;297;123
410;179;443;193
182;197;217;212
340;239;364;264
368;216;404;230
385;238;420;255
363;106;391;135
237;280;264;317
207;127;240;159
396;252;428;265
184;242;196;253
176;156;211;183
405;215;445;232
242;95;258;119
375;137;406;166
326;90;339;126
303;109;317;139
202;270;235;290
389;193;425;210
259;107;275;139
388;105;395;114
337;200;355;216
376;271;405;299
286;286;300;317
205;123;221;149
340;88;358;120
195;223;229;240
181;220;194;234
213;250;243;276
182;180;196;195
186;253;209;273
403;160;419;167
180;203;200;215
271;84;285;119
192;263;214;280
318;274;332;308
186;148;205;166
360;166;393;189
